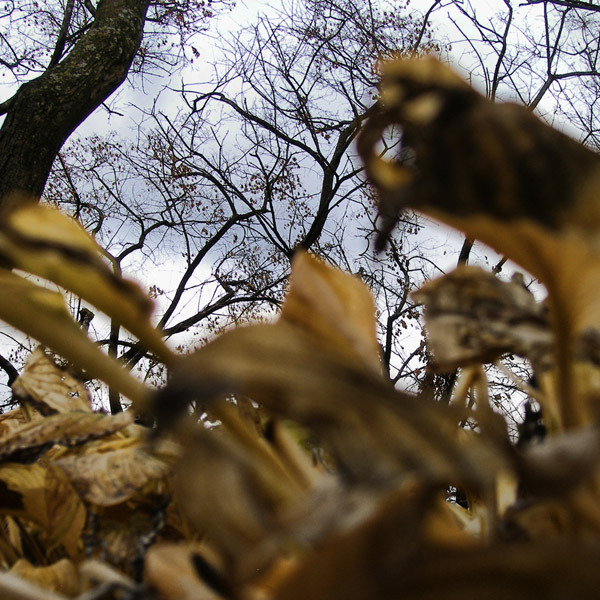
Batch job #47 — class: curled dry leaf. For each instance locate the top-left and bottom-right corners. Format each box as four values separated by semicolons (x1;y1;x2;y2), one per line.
412;266;551;371
54;438;178;506
357;55;600;251
9;559;79;597
0;461;85;555
11;347;91;414
0;203;173;365
0;411;133;464
357;55;600;430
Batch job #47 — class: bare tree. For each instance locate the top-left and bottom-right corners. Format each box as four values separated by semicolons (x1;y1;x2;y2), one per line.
0;0;230;399
0;0;229;205
42;0;441;411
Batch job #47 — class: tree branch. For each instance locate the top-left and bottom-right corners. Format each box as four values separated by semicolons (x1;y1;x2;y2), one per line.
520;0;600;12
0;353;19;387
48;0;75;68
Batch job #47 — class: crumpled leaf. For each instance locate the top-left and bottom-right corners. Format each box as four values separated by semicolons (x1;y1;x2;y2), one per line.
9;558;80;597
411;266;551;371
0;411;133;464
357;55;600;429
0;203;173;365
0;268;149;408
0;462;85;555
281;251;381;374
0;409;30;438
11;347;91;414
54;438;178;506
357;55;600;253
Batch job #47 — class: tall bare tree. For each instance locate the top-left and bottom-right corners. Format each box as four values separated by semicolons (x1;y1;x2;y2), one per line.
0;0;229;405
0;0;228;205
42;0;440;411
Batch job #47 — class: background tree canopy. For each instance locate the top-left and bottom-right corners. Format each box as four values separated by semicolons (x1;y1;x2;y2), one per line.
2;0;600;423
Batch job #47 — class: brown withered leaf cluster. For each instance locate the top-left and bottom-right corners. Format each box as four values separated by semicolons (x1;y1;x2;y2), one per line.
2;55;600;599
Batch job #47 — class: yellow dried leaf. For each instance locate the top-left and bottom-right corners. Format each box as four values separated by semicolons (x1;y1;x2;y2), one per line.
0;411;133;464
0;268;150;409
0;204;173;365
54;439;178;506
0;462;48;526
0;461;84;558
0;410;30;438
281;251;381;374
0;571;70;600
44;468;86;557
11;347;91;414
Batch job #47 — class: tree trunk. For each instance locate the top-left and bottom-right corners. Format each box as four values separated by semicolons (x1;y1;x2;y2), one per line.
0;0;150;210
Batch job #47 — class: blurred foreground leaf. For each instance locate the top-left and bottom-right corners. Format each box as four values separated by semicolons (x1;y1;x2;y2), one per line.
281;251;381;374
0;203;173;365
0;269;149;408
9;558;79;596
358;55;600;430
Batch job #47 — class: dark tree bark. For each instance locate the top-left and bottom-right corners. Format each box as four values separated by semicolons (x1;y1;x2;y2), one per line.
0;0;150;209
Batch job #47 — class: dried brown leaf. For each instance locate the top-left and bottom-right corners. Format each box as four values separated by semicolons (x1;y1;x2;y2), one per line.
44;468;86;557
412;266;551;371
0;410;30;438
0;203;173;365
145;543;226;600
54;439;178;506
174;427;302;577
357;55;600;251
281;251;381;374
0;411;133;464
272;486;475;600
0;268;150;409
358;56;600;429
11;348;91;414
162;316;511;501
0;462;85;554
0;571;69;600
